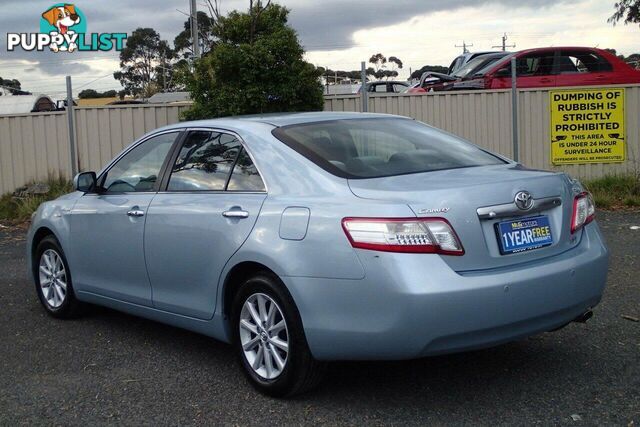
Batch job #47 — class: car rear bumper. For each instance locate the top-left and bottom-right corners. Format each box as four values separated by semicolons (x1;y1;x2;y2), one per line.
283;222;609;361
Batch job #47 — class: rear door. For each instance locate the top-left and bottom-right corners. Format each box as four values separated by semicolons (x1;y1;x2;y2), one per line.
144;129;267;319
554;49;615;87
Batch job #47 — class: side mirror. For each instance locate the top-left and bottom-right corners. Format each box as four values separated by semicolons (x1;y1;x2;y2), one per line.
74;171;97;193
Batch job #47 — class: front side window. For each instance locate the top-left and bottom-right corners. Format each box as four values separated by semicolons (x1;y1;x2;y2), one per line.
516;53;554;76
101;132;178;193
496;53;554;77
272;118;505;179
167;130;265;192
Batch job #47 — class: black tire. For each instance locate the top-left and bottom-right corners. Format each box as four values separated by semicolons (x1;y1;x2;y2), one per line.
33;235;83;319
231;272;326;397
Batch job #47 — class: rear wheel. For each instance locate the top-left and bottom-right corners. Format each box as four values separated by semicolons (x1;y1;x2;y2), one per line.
34;235;83;318
231;272;325;397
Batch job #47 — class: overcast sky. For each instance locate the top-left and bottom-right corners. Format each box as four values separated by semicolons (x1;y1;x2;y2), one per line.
0;0;638;98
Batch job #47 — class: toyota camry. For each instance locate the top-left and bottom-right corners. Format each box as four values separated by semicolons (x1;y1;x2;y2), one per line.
27;112;609;396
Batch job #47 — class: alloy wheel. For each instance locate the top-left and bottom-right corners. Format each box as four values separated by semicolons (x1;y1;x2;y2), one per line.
239;293;289;380
39;249;67;308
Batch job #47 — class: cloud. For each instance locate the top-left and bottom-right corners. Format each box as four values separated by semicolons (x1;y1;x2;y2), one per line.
287;0;578;50
0;0;626;94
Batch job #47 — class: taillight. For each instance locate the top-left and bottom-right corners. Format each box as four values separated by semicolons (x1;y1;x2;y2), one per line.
341;217;464;255
571;192;595;233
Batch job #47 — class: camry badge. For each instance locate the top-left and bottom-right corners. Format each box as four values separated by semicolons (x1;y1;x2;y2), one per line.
419;207;450;215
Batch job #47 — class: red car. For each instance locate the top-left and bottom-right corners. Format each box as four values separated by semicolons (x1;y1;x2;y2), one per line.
421;47;640;92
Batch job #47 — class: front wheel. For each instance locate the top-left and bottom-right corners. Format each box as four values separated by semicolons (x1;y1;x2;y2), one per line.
34;235;83;319
231;273;326;397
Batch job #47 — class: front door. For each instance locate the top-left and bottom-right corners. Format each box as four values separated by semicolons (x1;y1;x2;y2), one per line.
490;52;557;89
68;131;180;305
144;130;267;319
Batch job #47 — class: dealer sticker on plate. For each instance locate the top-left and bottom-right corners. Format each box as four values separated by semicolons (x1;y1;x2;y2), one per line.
496;215;553;254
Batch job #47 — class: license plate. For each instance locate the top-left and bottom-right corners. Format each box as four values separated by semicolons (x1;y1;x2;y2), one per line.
496;215;553;255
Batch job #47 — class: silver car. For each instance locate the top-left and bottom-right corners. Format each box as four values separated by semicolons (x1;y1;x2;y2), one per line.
27;112;609;396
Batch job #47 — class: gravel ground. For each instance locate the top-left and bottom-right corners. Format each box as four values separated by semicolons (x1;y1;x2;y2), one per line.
0;211;638;426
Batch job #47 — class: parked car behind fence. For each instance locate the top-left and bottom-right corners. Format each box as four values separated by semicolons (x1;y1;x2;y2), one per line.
443;47;640;91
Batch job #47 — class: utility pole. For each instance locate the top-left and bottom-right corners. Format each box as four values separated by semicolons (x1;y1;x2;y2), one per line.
492;33;515;51
325;66;329;95
361;61;368;113
455;41;473;54
190;0;200;59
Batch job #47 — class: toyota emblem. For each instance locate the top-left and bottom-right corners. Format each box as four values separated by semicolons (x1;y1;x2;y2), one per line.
514;191;533;210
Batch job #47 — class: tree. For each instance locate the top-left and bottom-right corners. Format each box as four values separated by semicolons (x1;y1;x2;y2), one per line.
368;53;387;80
0;77;23;95
317;67;370;83
114;28;175;98
174;11;217;59
368;53;403;80
181;2;324;120
78;89;99;99
79;89;118;99
410;65;449;80
609;0;640;26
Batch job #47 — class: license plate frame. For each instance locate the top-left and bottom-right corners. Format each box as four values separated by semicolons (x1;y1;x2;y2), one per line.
495;215;553;255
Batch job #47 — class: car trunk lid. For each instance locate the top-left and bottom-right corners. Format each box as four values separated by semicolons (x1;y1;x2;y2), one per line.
348;164;581;272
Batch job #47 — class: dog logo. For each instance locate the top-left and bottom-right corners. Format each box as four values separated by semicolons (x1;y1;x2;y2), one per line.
41;4;82;52
7;3;125;53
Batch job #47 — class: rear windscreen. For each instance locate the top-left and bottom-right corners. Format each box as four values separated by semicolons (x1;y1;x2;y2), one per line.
271;118;505;179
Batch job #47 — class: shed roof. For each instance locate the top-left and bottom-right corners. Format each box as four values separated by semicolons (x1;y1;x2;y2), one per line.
0;94;56;115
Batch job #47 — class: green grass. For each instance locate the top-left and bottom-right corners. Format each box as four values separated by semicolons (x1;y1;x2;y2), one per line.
0;177;73;223
583;174;640;210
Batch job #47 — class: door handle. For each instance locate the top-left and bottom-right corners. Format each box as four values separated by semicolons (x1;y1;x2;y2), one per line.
127;209;145;217
222;209;249;219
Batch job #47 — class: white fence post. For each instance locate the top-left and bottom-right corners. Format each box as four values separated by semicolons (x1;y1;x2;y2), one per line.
66;76;78;177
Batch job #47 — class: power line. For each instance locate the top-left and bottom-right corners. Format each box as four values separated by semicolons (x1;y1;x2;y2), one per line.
75;73;116;90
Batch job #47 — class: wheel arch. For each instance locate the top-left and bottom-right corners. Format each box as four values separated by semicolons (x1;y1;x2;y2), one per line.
222;261;280;321
30;226;58;267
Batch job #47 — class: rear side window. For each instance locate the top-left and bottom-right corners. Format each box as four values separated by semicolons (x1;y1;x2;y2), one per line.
227;149;266;192
168;131;241;191
392;84;406;92
272;118;505;179
555;50;613;73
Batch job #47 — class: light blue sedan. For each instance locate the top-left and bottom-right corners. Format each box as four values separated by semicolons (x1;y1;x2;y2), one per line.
27;112;609;396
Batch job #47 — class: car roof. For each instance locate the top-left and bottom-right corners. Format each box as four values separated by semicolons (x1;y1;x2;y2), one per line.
162;111;407;130
368;81;408;85
515;46;606;55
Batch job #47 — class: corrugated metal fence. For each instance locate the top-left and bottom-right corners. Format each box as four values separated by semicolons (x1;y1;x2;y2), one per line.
0;105;188;195
1;85;639;195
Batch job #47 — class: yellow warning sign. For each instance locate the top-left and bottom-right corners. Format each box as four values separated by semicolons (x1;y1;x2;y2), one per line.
550;88;625;164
